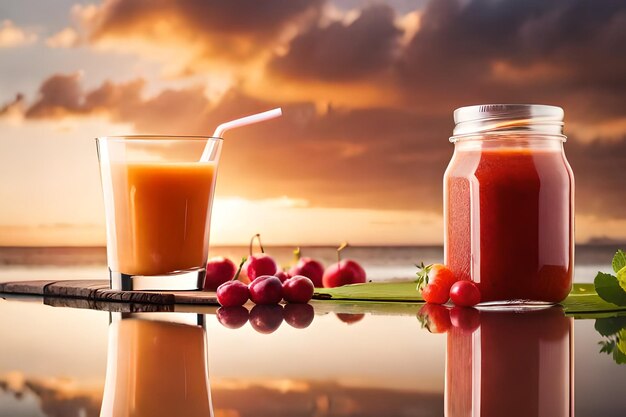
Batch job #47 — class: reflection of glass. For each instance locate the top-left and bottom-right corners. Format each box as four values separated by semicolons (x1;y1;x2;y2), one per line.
96;136;222;291
100;313;213;417
446;308;573;417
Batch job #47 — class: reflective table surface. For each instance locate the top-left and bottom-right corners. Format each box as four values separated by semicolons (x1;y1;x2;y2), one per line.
1;293;626;417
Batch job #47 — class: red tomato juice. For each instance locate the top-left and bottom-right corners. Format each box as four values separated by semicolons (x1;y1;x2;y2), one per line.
445;147;574;303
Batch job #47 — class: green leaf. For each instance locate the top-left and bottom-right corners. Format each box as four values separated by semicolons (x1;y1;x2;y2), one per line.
314;282;424;302
595;316;626;337
415;262;431;292
314;282;626;315
617;265;626;293
613;249;626;274
595;272;626;307
599;340;616;354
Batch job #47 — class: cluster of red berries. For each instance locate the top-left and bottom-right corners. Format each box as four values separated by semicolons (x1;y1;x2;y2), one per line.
204;236;368;307
417;263;481;307
217;272;315;307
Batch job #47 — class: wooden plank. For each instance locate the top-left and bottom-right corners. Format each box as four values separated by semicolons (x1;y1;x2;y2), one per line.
94;288;175;305
0;279;218;306
171;290;218;305
45;280;109;299
44;296;175;312
1;280;56;295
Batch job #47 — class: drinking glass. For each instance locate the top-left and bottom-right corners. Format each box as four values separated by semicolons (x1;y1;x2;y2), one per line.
96;136;222;290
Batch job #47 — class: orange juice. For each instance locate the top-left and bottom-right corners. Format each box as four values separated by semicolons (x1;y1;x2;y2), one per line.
100;318;212;417
108;161;217;276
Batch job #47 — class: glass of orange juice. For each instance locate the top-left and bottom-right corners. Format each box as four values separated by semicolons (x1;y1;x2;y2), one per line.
96;136;222;291
100;312;213;417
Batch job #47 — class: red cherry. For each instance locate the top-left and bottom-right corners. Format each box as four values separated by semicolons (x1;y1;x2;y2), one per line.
335;313;365;324
245;254;278;282
274;270;291;283
421;283;449;304
450;280;481;307
322;260;366;288
216;280;249;307
417;304;451;333
282;275;314;303
248;275;283;305
249;304;283;334
450;307;481;332
289;257;324;287
217;306;249;329
283;303;315;329
203;257;237;291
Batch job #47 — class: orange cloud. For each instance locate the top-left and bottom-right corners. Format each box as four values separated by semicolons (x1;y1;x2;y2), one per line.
45;27;80;48
0;20;37;48
73;0;322;65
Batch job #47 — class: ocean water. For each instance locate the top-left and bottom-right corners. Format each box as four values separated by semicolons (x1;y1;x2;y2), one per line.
0;245;618;283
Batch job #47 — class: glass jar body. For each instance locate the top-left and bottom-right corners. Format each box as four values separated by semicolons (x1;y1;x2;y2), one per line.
444;135;574;304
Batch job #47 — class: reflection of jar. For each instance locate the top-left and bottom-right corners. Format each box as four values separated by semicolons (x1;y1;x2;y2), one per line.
446;308;573;417
445;104;574;304
100;313;212;417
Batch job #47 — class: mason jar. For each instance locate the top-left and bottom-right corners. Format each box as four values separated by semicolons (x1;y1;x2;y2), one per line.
444;104;574;304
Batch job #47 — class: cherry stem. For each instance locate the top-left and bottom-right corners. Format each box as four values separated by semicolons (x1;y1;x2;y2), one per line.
233;257;247;281
249;233;265;255
337;242;348;264
293;246;301;263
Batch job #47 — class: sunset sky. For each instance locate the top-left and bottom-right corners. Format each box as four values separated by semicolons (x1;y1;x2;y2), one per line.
1;0;626;246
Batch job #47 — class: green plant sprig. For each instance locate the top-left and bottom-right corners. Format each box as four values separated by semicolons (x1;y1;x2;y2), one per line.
594;249;626;306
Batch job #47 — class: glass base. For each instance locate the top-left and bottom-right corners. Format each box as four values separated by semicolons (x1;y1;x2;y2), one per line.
476;300;557;311
109;268;205;291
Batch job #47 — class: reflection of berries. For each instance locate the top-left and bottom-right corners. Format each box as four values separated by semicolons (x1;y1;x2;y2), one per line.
217;306;249;329
335;313;365;324
216;281;249;307
450;280;481;307
417;304;451;333
283;275;314;303
283;303;315;329
249;275;283;305
250;304;283;334
450;307;480;332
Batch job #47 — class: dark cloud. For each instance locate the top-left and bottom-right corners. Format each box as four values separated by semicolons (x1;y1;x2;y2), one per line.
267;0;626;126
398;0;626;117
567;137;626;219
25;73;84;118
83;0;323;60
270;4;403;81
